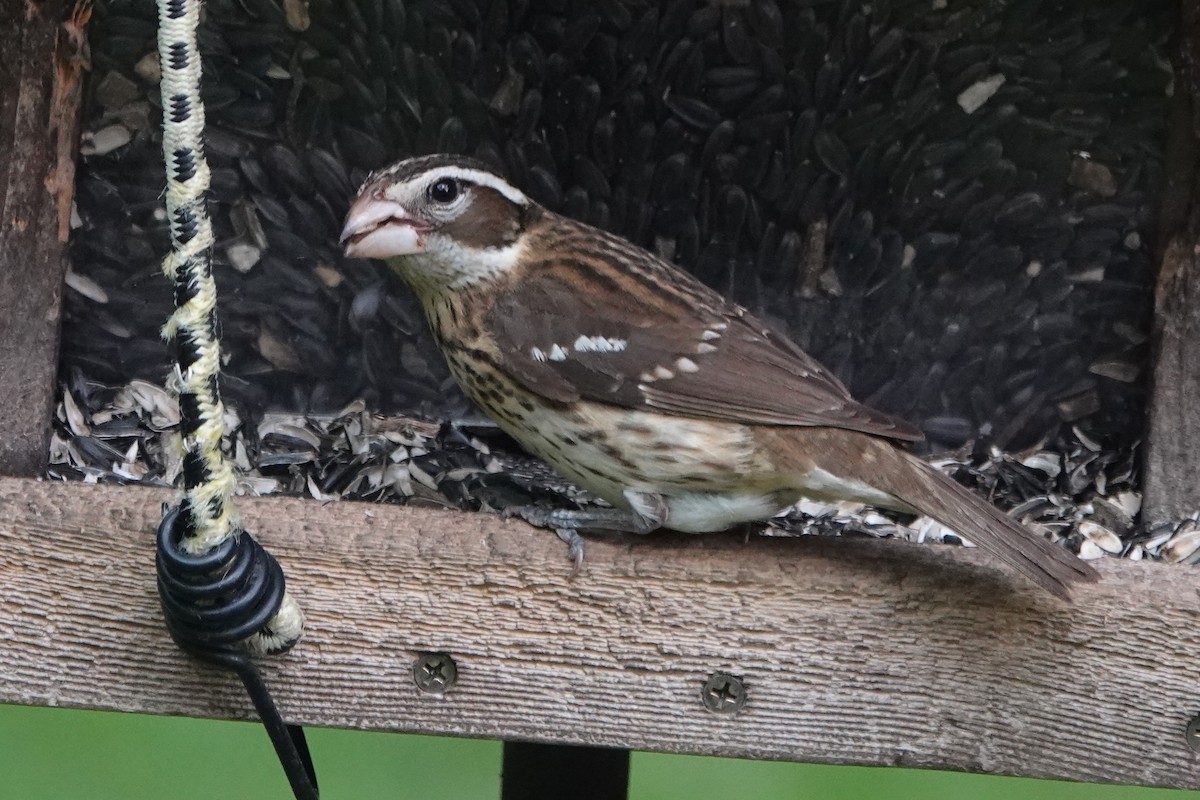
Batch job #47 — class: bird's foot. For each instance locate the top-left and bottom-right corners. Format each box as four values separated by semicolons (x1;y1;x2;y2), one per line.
505;504;656;532
505;503;663;573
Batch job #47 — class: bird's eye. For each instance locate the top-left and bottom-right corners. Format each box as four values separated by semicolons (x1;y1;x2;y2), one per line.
428;178;460;204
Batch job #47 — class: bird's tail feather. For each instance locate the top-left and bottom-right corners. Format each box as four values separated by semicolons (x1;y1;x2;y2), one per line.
873;445;1098;600
785;431;1100;600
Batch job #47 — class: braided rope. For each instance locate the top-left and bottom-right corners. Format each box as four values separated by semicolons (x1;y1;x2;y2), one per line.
156;0;303;655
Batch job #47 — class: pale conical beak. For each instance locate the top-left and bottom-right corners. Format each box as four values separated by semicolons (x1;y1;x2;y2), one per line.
340;189;429;258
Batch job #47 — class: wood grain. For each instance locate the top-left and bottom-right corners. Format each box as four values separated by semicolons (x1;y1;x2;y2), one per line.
1;476;1198;788
0;0;77;477
1145;9;1200;525
1144;234;1200;524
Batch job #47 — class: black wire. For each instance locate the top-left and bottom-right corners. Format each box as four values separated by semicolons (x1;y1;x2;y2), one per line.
156;506;320;800
209;650;320;800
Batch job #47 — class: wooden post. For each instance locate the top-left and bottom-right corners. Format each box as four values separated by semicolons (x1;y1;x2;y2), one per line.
0;0;84;477
502;742;630;800
1144;1;1200;524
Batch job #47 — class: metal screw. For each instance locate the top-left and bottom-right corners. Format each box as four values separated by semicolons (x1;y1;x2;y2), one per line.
701;672;746;714
413;652;458;694
1186;715;1200;752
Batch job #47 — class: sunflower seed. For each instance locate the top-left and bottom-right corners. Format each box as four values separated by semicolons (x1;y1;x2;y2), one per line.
957;73;1006;114
80;125;133;157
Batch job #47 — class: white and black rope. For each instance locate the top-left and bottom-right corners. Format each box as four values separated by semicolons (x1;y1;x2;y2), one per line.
153;3;318;798
155;0;303;656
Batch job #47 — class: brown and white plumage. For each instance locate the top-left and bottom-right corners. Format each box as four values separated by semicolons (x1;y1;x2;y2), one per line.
341;154;1098;599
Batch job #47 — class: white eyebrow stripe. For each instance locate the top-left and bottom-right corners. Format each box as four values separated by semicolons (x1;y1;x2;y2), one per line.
426;167;530;205
573;335;628;353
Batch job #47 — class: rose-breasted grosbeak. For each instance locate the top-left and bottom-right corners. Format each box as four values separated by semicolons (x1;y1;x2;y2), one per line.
340;154;1097;599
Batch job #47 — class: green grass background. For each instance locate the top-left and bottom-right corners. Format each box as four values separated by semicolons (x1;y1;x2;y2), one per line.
2;704;1195;799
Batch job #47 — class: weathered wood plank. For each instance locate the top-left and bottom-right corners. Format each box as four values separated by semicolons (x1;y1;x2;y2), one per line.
1;476;1198;789
1145;1;1200;524
1144;232;1200;524
0;0;84;477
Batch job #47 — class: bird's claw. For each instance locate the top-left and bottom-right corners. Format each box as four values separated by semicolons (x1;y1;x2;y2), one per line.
504;504;554;528
554;527;586;575
504;505;587;573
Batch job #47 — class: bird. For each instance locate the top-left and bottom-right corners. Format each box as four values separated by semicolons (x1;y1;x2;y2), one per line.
340;153;1098;600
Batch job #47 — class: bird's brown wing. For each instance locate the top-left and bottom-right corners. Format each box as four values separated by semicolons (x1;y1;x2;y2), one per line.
485;255;923;442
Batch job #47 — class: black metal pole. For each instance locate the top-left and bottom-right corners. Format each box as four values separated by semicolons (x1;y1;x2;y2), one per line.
501;742;630;800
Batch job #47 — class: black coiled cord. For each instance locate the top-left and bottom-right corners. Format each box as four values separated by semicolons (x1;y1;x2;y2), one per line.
156;506;319;800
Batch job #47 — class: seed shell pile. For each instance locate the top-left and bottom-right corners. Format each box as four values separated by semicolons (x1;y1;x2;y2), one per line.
52;375;1199;562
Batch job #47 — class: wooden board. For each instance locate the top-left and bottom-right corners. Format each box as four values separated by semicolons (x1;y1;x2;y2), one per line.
1145;4;1200;525
1144;234;1200;524
1;476;1199;789
0;0;83;477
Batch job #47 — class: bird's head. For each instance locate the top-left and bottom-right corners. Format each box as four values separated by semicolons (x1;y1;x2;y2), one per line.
340;154;534;293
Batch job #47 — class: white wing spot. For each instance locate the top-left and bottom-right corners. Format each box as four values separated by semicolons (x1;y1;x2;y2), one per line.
675;357;699;373
639;371;657;383
530;347;547;362
697;343;718;354
701;329;722;340
549;344;569;362
653;365;675;380
573;335;628;353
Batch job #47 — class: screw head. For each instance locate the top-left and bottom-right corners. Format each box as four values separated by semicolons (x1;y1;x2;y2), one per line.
1186;716;1200;752
701;672;747;714
413;652;458;694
